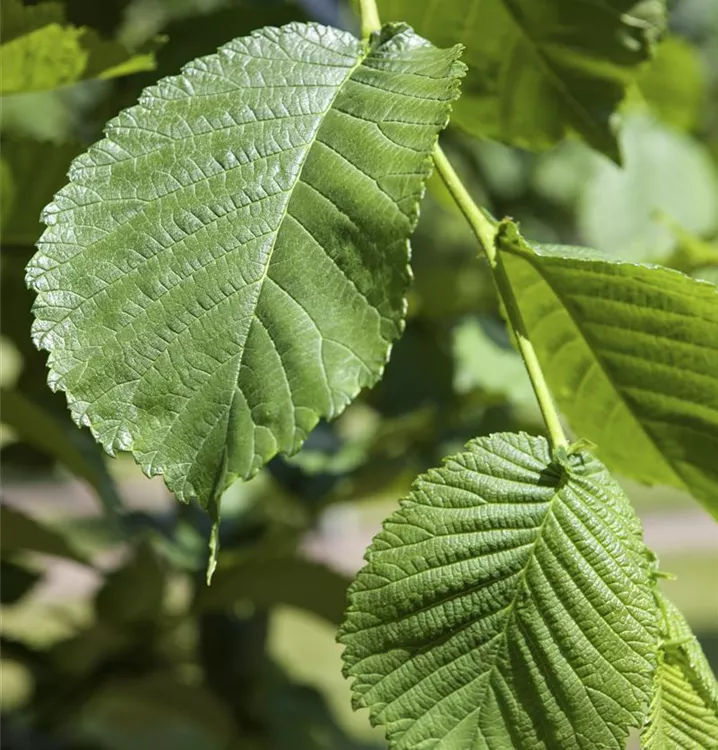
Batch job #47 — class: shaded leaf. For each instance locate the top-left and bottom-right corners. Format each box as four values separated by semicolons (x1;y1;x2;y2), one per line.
375;0;665;158
27;23;464;512
641;594;718;749
0;503;87;563
340;432;658;750
95;542;166;627
499;221;718;519
196;554;349;626
0;0;161;95
0;558;41;604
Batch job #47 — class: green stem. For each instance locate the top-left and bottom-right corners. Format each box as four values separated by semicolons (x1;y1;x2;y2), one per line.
432;147;567;450
356;0;567;452
359;0;382;39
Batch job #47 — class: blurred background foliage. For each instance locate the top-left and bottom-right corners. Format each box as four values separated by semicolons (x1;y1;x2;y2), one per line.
1;1;717;748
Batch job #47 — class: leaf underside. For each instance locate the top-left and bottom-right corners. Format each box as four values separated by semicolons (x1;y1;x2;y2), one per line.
641;594;718;749
499;223;718;520
375;0;665;158
340;432;658;750
27;22;464;508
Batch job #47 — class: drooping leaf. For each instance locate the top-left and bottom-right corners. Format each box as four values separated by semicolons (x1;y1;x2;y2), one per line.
0;0;161;95
641;594;718;749
340;432;658;750
0;503;88;564
498;222;718;519
27;23;464;511
1;139;83;246
196;555;350;625
374;0;665;158
578;115;718;262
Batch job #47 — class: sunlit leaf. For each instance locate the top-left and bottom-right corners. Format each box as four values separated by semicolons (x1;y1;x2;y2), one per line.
499;221;718;519
341;432;658;750
27;23;464;515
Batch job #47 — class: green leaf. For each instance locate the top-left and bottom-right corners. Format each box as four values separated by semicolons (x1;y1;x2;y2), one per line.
374;0;665;158
578;115;718;262
340;432;658;750
631;36;706;133
196;555;350;625
642;594;718;749
1;139;83;246
498;222;718;519
0;0;161;95
27;23;464;511
0;503;88;564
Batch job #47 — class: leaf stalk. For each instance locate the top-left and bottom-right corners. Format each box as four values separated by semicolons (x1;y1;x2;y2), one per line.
357;0;568;451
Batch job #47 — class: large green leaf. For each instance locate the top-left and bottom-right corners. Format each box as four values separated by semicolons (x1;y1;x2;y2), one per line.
0;0;161;95
340;432;658;750
642;594;718;749
499;223;718;519
374;0;665;158
27;23;464;511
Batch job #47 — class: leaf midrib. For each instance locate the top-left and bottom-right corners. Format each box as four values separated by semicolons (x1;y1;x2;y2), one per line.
221;41;372;472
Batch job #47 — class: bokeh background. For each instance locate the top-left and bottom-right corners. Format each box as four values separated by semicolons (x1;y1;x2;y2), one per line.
1;1;717;748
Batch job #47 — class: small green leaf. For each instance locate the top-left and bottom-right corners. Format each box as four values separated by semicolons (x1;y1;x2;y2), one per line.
0;504;87;564
641;594;718;749
340;432;658;750
0;0;161;95
27;23;464;512
499;223;718;520
374;0;665;158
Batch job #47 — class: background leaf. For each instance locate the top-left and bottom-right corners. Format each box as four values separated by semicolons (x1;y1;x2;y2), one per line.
642;594;718;749
196;555;350;626
27;22;464;510
0;503;88;563
499;223;718;519
0;0;161;95
340;432;658;750
373;0;665;158
578;115;718;262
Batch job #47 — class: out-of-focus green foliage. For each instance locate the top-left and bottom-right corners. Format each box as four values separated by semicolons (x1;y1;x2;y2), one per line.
2;1;717;748
0;0;162;95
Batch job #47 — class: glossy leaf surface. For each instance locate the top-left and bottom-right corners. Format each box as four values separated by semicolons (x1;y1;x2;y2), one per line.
27;23;464;509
